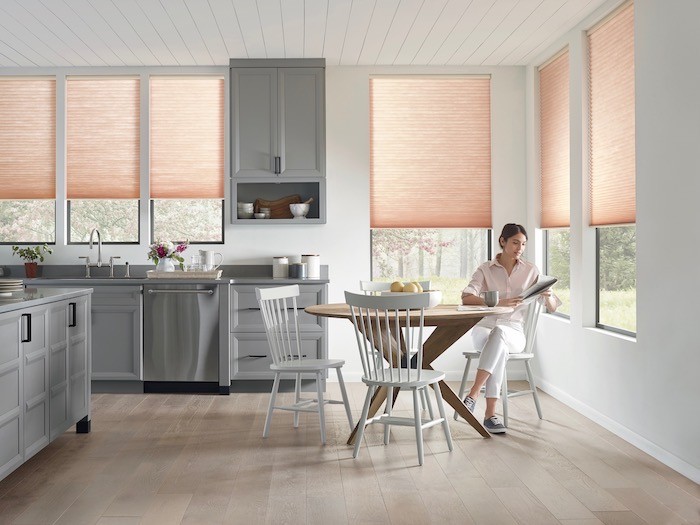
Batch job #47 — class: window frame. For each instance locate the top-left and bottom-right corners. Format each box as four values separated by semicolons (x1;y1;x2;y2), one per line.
66;200;141;245
543;229;570;320
0;200;57;246
595;227;636;337
149;199;225;245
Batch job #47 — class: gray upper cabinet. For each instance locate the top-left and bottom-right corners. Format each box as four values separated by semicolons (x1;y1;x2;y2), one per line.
231;60;325;179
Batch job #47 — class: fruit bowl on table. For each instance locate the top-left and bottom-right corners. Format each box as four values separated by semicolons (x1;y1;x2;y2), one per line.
380;290;442;308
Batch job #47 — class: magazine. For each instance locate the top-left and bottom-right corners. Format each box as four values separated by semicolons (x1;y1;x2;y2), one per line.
521;275;557;301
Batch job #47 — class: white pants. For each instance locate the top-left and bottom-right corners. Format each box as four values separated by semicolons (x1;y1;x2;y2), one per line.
470;323;526;399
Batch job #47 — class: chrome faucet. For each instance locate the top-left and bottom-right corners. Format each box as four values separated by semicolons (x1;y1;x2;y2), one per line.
89;228;103;267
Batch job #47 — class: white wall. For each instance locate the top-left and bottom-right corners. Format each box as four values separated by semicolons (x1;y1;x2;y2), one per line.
529;0;700;482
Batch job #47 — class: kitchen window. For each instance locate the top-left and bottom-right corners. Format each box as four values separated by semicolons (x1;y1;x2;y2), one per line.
0;78;56;244
588;1;636;334
369;76;492;303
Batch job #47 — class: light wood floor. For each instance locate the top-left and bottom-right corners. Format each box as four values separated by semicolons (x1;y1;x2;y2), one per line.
0;382;698;525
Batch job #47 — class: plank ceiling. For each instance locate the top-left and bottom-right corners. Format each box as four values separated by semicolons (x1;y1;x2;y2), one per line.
0;0;609;68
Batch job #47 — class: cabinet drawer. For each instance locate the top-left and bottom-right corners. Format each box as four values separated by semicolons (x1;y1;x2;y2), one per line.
231;333;322;380
91;286;141;306
231;284;326;332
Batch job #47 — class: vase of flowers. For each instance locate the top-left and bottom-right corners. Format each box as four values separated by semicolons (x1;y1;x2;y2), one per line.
147;240;188;271
12;244;53;278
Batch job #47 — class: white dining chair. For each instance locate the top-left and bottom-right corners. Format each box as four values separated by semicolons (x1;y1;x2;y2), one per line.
256;285;354;445
345;290;452;466
454;300;544;426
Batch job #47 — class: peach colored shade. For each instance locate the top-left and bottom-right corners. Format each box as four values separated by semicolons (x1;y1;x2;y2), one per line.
150;77;224;199
539;50;570;229
0;78;56;199
588;1;635;226
67;77;140;199
370;77;491;229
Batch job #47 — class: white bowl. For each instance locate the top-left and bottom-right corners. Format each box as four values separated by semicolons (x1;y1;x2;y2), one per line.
380;290;442;308
254;212;266;219
289;203;310;219
237;211;254;219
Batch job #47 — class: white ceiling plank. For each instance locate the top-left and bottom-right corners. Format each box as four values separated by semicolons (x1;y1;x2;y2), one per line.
0;38;35;66
1;0;91;66
393;0;448;65
110;0;177;66
160;0;215;65
303;0;328;59
184;0;230;64
357;0;399;65
375;0;424;65
411;0;477;65
322;0;352;65
280;0;305;58
69;0;143;65
514;0;602;65
428;0;494;65
446;0;519;65
136;0;193;66
0;18;60;66
256;0;285;58
87;0;159;65
207;0;247;59
339;0;375;65
481;0;568;65
231;0;266;59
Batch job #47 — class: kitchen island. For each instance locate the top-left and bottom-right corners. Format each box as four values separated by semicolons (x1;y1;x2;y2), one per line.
0;287;92;482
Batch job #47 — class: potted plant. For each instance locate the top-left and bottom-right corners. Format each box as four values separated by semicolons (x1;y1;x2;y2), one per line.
11;244;53;278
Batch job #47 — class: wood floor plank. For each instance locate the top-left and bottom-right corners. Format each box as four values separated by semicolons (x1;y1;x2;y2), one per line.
593;510;648;525
607;487;689;524
307;494;349;525
140;493;192;524
493;486;561;524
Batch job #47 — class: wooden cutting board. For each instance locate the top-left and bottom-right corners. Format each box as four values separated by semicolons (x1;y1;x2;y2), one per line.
254;194;302;219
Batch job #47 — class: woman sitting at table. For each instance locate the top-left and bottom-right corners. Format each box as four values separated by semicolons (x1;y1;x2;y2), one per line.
461;223;560;434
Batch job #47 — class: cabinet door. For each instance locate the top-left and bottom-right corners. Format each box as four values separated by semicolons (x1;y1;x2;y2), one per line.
68;296;89;423
232;68;277;177
231;332;323;380
278;68;325;177
48;302;71;440
23;305;51;458
91;287;142;380
0;311;23;480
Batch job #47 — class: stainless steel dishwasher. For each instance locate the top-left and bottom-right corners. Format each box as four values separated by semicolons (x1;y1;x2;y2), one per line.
143;283;219;385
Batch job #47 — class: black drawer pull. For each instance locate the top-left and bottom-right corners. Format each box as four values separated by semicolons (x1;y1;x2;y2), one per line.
69;302;77;327
244;354;267;358
21;313;31;343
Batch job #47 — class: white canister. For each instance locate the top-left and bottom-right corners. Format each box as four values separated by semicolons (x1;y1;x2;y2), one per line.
287;254;302;264
272;256;289;278
302;254;321;279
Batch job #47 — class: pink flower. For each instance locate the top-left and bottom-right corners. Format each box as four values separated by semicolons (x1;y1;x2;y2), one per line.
176;243;187;253
156;246;167;258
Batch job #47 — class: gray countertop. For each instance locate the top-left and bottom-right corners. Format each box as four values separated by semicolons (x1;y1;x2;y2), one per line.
0;287;93;315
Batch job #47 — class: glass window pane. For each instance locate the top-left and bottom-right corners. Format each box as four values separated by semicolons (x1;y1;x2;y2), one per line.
69;200;139;243
371;228;489;304
152;199;223;243
0;200;55;243
598;225;636;333
545;229;570;316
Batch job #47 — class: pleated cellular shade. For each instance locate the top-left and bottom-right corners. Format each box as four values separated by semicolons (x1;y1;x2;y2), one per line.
0;78;56;199
588;1;635;226
150;77;224;199
67;77;140;199
370;77;491;229
539;50;570;229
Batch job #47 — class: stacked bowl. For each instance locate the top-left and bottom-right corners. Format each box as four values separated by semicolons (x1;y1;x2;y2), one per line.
237;202;254;219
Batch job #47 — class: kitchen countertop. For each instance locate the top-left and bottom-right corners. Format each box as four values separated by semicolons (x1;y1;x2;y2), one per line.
0;287;93;315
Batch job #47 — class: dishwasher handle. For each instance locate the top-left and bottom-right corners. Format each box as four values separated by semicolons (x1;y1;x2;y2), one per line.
147;289;214;295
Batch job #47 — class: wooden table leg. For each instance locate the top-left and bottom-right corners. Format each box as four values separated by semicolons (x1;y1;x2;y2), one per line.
346;386;400;445
438;380;489;438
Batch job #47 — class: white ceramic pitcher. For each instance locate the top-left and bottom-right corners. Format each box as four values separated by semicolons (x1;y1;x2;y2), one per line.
199;250;223;271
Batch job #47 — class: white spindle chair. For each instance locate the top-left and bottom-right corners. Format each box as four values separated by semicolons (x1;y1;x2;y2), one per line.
345;290;452;466
256;285;353;445
455;300;544;426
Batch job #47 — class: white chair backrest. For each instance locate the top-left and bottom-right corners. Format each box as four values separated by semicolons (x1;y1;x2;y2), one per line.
256;285;302;366
522;300;544;355
359;281;392;294
345;291;431;383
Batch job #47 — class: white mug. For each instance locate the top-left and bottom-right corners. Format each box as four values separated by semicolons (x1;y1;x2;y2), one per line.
199;250;223;271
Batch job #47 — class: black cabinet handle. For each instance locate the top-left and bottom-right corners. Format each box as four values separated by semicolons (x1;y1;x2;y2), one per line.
274;156;281;174
69;302;77;327
21;313;31;343
244;354;267;358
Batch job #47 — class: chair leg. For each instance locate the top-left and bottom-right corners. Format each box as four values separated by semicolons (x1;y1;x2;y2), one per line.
293;372;301;428
524;360;543;419
315;371;326;445
455;356;472;420
424;387;436;420
501;365;509;427
263;372;281;438
433;381;453;451
412;388;424;466
384;386;393;445
354;385;375;459
420;388;428;410
336;367;354;429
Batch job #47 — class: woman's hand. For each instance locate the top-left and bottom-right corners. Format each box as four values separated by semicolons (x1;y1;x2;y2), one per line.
498;296;523;307
540;290;559;312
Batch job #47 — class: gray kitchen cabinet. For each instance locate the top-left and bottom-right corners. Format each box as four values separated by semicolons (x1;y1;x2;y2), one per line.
69;296;90;423
91;286;142;380
230;282;328;380
23;304;50;459
0;311;24;479
48;301;70;441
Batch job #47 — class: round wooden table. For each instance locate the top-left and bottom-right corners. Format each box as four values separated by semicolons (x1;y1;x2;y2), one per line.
305;303;512;442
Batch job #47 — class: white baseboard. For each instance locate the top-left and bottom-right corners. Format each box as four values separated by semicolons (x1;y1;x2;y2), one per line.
538;378;700;484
